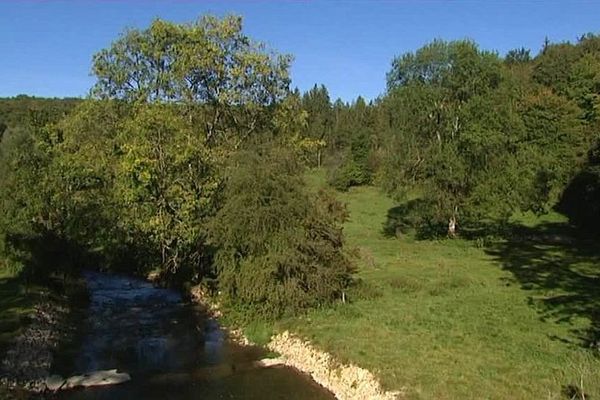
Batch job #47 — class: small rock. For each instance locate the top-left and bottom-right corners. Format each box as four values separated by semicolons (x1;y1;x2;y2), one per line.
65;369;131;389
45;374;65;391
255;357;286;367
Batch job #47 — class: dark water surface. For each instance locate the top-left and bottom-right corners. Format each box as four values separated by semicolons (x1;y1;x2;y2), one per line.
52;272;334;400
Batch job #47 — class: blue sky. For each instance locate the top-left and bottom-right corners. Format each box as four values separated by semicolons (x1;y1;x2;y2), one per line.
1;0;599;101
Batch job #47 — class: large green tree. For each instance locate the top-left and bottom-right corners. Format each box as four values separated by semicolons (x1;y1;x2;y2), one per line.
70;15;296;278
92;15;292;148
209;146;352;317
380;39;589;236
113;104;219;276
301;84;332;167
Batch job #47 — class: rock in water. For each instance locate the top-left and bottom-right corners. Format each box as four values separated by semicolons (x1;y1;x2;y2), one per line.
45;374;66;391
65;369;131;389
255;357;286;367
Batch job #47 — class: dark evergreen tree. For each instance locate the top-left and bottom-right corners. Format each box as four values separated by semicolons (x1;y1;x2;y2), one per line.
301;84;333;167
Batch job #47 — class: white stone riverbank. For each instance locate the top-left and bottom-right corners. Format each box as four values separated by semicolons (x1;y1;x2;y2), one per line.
267;331;403;400
190;285;403;400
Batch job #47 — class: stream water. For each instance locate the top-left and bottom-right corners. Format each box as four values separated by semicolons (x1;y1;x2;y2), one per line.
51;271;334;400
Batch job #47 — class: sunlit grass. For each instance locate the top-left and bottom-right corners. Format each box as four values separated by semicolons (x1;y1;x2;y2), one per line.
270;170;600;399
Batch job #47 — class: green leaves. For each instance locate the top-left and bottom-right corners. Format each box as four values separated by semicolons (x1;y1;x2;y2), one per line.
387;39;503;102
91;15;292;147
208;147;352;317
106;103;220;275
379;37;594;235
58;14;299;280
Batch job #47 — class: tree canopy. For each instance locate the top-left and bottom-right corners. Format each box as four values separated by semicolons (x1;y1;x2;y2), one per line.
3;16;600;319
0;15;353;317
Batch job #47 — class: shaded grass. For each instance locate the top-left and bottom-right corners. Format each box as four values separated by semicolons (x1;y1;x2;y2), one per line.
0;264;59;400
0;266;43;356
267;170;600;399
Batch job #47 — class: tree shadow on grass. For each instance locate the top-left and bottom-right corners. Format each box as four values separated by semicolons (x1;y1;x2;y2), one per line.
382;201;600;348
484;221;600;348
382;199;446;239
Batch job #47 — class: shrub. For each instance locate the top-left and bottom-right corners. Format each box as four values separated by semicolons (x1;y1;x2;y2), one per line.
383;198;447;239
328;159;371;191
208;146;354;318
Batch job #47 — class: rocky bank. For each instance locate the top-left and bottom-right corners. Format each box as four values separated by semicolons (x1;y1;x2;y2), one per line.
0;296;70;393
268;331;403;400
190;285;402;400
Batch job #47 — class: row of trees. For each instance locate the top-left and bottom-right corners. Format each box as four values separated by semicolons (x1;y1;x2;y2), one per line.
0;16;353;318
300;35;600;236
2;16;599;317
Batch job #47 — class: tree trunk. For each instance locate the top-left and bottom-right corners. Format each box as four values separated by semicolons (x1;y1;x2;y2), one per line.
448;206;458;238
448;216;457;238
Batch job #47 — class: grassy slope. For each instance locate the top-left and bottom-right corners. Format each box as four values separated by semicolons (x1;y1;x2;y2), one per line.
0;267;37;353
277;171;600;399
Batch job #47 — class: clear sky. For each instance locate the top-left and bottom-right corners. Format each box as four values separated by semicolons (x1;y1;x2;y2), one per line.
1;0;599;101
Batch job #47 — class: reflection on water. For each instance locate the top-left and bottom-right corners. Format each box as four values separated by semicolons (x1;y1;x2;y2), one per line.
52;272;334;400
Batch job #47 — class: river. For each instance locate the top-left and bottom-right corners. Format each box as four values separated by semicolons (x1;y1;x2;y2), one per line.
50;271;334;399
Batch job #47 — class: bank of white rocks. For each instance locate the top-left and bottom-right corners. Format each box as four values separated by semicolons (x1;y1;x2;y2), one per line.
190;285;403;400
267;331;403;400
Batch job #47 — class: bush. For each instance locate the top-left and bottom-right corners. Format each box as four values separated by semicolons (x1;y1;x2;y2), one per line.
383;198;447;239
208;146;354;318
328;159;371;191
558;165;600;232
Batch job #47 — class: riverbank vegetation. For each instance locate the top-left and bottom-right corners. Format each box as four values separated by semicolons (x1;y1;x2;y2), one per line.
2;14;600;399
0;16;353;320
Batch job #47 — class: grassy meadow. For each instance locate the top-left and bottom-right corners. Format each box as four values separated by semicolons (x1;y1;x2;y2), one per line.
252;170;600;400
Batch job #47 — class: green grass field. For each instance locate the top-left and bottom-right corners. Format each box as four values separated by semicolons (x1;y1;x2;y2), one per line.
270;171;600;399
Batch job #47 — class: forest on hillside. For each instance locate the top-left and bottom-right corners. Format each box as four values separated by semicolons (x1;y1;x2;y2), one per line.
1;15;600;321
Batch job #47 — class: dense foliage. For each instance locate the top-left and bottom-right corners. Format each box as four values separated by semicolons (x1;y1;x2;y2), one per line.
0;16;353;317
3;16;600;317
300;36;600;236
209;147;352;316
